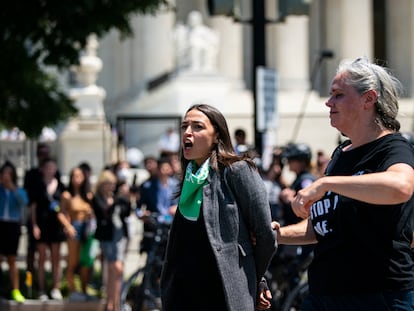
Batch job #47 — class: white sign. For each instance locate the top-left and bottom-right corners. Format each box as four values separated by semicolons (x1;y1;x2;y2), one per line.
256;67;278;131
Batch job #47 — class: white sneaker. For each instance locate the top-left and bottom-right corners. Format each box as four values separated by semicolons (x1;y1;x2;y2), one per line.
38;291;48;301
50;288;63;300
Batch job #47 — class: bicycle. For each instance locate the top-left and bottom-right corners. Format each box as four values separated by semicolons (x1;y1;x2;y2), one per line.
281;279;309;311
120;212;172;311
265;245;313;311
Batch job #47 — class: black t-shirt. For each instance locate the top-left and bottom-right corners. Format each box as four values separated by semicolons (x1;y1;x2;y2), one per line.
309;133;414;294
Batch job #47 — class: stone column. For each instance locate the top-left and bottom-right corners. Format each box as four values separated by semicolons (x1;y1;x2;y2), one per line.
209;16;244;79
323;0;373;88
386;0;414;96
268;15;310;91
58;34;112;177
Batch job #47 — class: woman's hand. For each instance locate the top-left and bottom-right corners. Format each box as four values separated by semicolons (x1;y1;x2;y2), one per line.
2;171;16;191
291;195;312;219
33;224;41;240
256;278;272;310
291;178;326;219
271;221;280;230
65;225;77;240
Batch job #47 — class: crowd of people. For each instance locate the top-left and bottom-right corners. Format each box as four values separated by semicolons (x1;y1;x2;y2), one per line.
0;128;317;309
0;141;183;311
0;56;413;311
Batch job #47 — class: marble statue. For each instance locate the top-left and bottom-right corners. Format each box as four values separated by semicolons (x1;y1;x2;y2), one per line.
173;11;219;73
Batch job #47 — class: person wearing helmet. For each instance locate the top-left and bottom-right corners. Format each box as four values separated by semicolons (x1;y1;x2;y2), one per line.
280;143;316;226
278;143;316;260
266;143;315;300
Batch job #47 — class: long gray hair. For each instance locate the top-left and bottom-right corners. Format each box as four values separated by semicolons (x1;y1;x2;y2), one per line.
337;56;404;131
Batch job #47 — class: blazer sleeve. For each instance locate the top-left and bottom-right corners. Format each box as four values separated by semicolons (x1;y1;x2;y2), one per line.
226;161;277;282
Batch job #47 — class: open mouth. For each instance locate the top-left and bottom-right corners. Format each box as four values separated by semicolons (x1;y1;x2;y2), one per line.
184;141;193;149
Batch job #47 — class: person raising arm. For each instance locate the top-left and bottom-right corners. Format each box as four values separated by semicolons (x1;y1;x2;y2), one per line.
272;57;414;311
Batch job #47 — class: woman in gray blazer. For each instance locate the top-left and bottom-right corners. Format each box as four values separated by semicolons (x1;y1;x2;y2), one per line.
160;104;277;311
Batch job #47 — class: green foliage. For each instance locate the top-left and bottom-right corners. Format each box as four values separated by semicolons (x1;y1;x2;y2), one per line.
0;0;168;138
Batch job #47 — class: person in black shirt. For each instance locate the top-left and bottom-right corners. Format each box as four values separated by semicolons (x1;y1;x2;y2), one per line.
30;157;66;301
24;143;62;273
92;170;131;311
24;143;52;274
279;142;316;227
273;57;414;310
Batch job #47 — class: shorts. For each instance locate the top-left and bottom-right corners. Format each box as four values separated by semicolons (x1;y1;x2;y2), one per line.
72;220;87;241
0;221;20;255
100;228;127;262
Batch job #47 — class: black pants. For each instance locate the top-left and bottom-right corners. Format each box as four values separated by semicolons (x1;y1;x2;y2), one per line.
166;273;227;311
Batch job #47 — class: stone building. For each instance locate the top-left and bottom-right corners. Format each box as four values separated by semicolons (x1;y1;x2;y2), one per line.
89;0;414;171
7;0;413;177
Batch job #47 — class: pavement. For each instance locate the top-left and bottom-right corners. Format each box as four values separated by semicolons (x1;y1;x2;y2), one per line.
0;299;106;311
0;215;146;310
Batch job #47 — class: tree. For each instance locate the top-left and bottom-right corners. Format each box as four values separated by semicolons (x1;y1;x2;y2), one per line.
0;0;169;138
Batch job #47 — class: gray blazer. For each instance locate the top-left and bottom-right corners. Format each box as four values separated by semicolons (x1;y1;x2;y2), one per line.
160;160;277;311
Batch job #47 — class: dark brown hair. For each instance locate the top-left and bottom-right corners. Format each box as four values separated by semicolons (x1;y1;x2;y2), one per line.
177;104;255;192
0;161;17;185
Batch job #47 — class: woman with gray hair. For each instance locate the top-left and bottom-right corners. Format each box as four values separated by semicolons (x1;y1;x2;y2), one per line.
272;57;414;310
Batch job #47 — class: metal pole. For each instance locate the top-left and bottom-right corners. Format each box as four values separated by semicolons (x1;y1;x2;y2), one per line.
252;0;266;156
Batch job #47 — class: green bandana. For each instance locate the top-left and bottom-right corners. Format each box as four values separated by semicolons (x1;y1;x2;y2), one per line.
178;159;210;221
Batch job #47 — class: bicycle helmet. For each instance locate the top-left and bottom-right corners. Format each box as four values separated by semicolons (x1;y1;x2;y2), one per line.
282;143;312;162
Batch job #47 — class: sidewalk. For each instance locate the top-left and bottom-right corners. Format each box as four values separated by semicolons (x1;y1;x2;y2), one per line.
0;299;105;311
1;215;145;309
